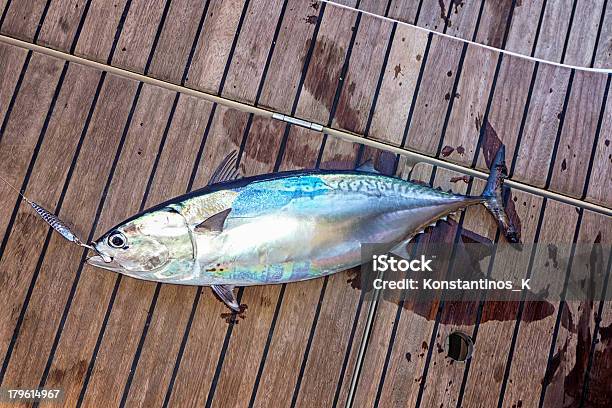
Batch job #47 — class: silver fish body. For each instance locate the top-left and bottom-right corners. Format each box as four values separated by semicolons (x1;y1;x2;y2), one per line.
87;170;484;286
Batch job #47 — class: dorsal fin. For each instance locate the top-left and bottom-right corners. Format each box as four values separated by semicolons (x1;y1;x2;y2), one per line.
355;159;379;173
194;209;231;233
209;151;242;185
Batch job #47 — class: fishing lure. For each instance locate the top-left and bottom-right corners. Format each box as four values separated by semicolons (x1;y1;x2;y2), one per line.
79;147;517;311
0;174;94;250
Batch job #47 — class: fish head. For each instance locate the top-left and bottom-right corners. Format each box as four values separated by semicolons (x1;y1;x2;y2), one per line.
87;207;194;275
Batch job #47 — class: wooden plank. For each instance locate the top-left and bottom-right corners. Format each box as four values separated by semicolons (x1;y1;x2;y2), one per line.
258;0;321;114
444;0;482;40
296;1;358;124
417;0;452;33
119;95;214;408
159;105;250;408
438;44;498;167
65;85;176;408
387;0;420;22
0;52;63;267
549;71;608;198
0;43;28;126
511;64;571;187
205;119;311;408
417;177;497;408
564;0;606;67
2;74;138;405
169;3;363;406
586;83;611;206
505;0;544;55
33;80;165;406
111;0;167;73
475;0;514;48
540;210;612;407
593;1;612;68
147;0;208;83
0;0;47;41
459;193;545;407
533;0;574;62
403;35;464;155
221;0;285;103
186;0;247;94
475;55;535;173
0;62;99;387
37;0;87;51
501;199;580;407
332;13;393;134
582;302;612;406
0;0;7;22
74;0;129;63
368;24;427;146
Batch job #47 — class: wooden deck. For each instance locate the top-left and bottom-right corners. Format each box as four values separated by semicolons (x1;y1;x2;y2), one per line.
0;0;610;407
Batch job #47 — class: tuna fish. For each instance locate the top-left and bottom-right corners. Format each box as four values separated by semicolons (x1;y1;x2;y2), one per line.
86;147;518;311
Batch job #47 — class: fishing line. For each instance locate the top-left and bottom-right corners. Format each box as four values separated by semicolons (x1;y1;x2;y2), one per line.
318;0;612;74
0;173;98;253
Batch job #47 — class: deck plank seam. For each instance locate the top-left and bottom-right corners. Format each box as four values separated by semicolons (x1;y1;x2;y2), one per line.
82;0;222;403
0;61;70;385
247;2;331;403
118;92;183;407
38;0;170;398
538;209;584;407
589;0;609;68
0;0;11;28
496;197;549;408
496;19;587;401
74;80;146;407
508;61;539;177
538;72;612;405
580;74;611;200
559;0;580;64
340;21;399;408
290;1;394;404
579;247;612;406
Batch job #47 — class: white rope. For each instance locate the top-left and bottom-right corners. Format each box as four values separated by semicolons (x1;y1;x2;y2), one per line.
319;0;612;74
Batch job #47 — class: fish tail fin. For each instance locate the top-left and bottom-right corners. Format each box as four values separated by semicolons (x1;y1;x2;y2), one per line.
479;146;520;243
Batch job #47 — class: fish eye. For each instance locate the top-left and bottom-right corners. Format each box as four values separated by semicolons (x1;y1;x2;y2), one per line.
108;231;127;249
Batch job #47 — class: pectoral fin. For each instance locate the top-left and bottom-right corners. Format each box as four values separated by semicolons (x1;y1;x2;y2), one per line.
194;208;231;233
212;284;240;311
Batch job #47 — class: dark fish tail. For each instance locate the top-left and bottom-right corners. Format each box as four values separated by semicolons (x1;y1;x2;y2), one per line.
479;146;520;243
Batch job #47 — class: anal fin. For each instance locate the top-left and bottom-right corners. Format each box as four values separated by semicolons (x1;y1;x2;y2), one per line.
212;284;240;311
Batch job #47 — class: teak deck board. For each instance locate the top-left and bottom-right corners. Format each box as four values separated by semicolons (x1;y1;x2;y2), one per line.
595;2;612;68
329;0;609;66
1;71;139;401
0;62;101;385
0;1;610;407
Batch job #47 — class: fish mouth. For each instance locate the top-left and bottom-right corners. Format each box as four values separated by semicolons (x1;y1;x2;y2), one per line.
87;255;123;271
